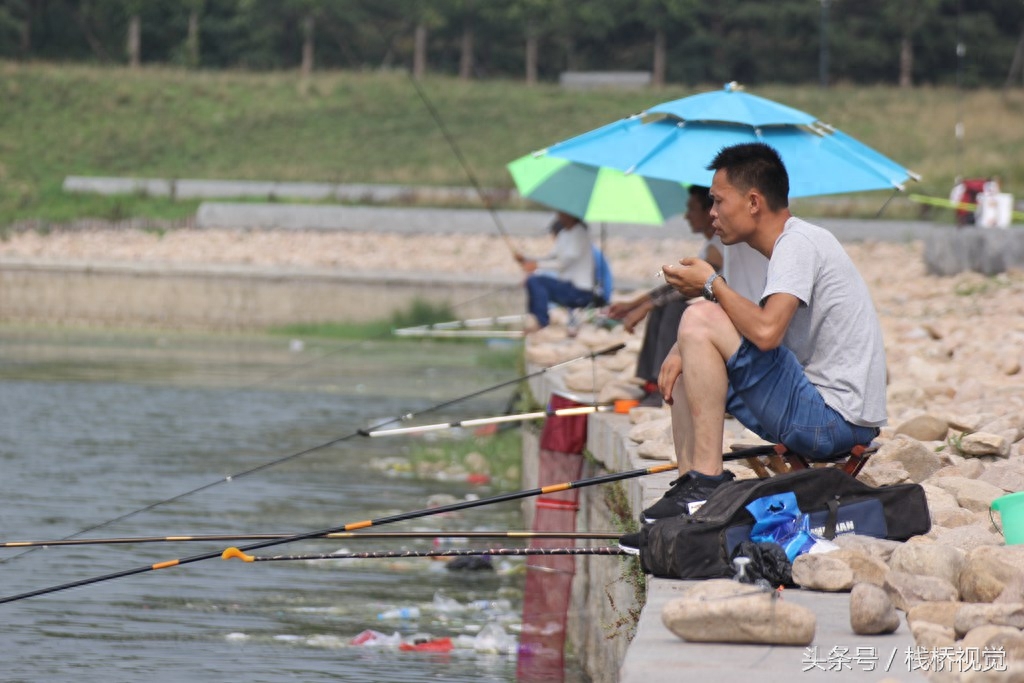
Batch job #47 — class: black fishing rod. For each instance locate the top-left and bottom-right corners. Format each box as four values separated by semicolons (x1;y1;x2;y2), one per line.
0;456;670;605
0;530;620;549
0;341;623;568
225;546;627;563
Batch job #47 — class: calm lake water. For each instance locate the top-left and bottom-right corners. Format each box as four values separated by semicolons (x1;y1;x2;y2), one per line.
0;328;584;682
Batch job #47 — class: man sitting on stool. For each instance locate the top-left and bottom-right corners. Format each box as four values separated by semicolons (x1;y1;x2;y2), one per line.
515;211;596;332
634;142;887;527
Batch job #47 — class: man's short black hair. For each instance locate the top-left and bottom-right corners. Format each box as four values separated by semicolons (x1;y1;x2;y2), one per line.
688;184;713;211
706;143;789;211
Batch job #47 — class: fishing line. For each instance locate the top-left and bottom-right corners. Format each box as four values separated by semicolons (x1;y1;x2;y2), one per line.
404;74;521;261
0;530;620;549
0;343;623;567
0;455;668;605
225;546;627;562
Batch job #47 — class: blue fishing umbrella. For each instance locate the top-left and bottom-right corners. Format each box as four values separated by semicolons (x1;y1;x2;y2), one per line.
540;83;918;199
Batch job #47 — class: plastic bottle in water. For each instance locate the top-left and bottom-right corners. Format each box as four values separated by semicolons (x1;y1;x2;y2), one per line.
377;606;420;620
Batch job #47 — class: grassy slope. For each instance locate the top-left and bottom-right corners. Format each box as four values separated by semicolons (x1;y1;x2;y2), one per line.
1;61;1023;225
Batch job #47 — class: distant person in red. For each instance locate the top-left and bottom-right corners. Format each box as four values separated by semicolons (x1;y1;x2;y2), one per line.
949;177;987;227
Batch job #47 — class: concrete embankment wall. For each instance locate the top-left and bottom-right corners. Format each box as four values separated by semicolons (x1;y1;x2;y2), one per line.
524;368;641;683
0;259;523;329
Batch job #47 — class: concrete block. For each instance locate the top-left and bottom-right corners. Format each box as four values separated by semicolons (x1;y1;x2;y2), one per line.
924;227;1024;275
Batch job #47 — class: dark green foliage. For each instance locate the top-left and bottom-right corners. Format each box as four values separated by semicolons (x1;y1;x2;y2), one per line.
0;0;1021;86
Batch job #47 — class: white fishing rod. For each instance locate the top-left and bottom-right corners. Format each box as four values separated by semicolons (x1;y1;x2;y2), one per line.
359;399;639;438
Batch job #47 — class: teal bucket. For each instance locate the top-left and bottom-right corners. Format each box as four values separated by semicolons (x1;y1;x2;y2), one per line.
991;492;1024;545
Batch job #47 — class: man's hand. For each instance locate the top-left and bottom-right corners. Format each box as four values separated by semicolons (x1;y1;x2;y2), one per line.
606;301;633;319
661;257;716;298
620;301;652;333
514;252;538;273
657;346;682;404
607;297;652;333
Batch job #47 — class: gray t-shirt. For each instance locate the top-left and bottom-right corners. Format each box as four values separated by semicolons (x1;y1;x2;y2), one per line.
761;217;887;427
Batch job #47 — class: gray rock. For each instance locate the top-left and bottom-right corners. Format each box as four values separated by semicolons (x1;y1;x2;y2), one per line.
888;541;966;588
922;482;961;509
895;414;950;442
850;582;901;635
636;439;675;461
869;436;948;483
928;523;1004;551
930;506;982;528
859;463;911;488
627;417;671;444
884;570;959;611
792;553;855;592
960;546;1024;603
954;603;1024;637
960;431;1011;458
660;579;816;645
947;412;999;433
974;462;1024;493
995;573;1024;605
907;601;962;629
927;476;1007;513
909;620;956;650
831;534;903;563
830;549;890;587
960;623;1024;651
981;413;1024;440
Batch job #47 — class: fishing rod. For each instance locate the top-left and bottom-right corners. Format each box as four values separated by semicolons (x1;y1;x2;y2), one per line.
0;341;625;568
359;399;638;438
0;530;621;549
0;458;671;605
225;546;627;563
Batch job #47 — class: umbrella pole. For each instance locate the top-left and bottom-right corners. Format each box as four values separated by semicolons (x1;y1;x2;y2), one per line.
873;189;900;218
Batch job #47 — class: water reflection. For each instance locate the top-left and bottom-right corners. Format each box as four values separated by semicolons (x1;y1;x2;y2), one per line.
0;328;585;683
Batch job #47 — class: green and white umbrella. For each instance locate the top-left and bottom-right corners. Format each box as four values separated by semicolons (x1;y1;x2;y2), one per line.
507;153;689;225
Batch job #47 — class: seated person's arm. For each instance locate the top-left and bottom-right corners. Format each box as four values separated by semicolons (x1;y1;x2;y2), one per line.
662;257;799;351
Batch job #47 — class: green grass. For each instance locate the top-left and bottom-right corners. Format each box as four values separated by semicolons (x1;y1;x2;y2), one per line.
270;298;458;340
3;61;1023;225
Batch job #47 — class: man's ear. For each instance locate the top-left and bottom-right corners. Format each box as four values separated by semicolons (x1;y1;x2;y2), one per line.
746;189;762;216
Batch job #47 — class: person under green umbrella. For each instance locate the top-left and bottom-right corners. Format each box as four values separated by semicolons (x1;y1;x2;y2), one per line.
514;211;597;332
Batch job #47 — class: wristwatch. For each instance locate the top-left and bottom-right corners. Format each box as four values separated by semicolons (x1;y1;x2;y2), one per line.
702;273;725;302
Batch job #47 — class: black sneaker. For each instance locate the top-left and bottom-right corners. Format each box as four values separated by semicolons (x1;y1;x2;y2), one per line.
618;531;643;556
640;470;735;524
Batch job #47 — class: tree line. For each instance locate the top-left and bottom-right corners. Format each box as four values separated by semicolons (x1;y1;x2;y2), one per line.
1;0;1023;88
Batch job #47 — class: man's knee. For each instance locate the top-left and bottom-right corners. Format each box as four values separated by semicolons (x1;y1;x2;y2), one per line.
677;301;726;343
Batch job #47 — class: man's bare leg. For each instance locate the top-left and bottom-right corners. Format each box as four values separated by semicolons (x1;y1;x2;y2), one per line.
675;302;742;476
669;378;693;476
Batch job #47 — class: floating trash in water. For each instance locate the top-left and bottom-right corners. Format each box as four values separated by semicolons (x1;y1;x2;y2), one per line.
399;636;453;653
351;629;404;647
305;634;346;649
473;622;516;654
431;590;464;613
377;606;420;620
224;632;249;642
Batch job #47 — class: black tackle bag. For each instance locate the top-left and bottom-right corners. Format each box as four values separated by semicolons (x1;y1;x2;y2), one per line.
638;467;931;580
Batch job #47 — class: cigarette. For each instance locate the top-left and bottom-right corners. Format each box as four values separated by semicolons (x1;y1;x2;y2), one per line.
654;269;664;278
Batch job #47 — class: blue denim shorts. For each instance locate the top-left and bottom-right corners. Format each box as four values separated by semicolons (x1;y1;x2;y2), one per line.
725;339;879;460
